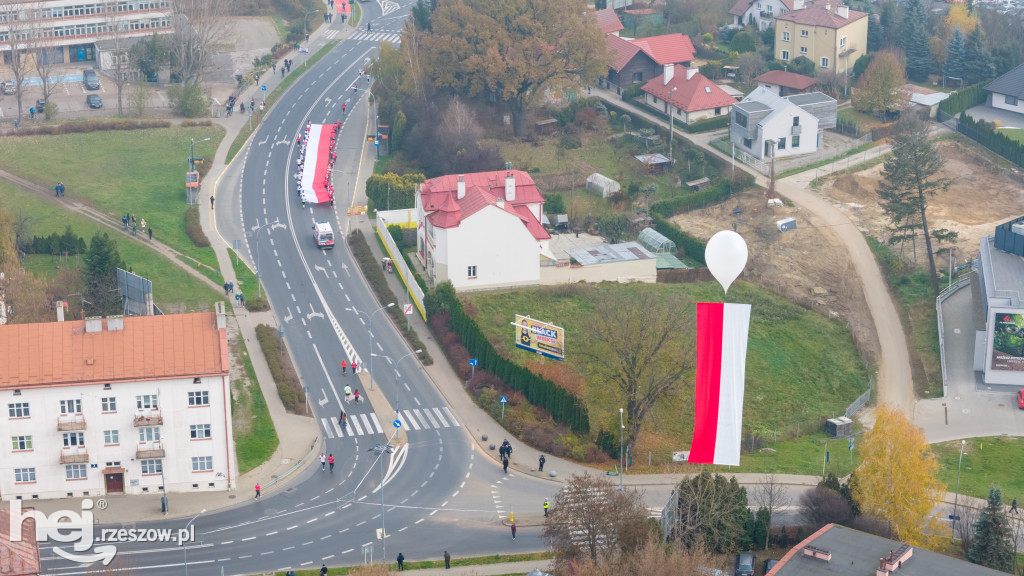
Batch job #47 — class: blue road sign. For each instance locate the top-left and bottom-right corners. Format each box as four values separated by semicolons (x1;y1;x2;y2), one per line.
374;139;380;147
499;396;508;404
261;85;267;91
393;419;402;428
949;514;960;520
849;442;854;451
469;359;478;366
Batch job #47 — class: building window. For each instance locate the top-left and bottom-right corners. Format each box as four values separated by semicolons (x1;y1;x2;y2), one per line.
190;424;212;439
139;427;160;442
781;50;790;61
63;432;85;446
743;138;753;148
14;468;36;483
8;403;30;418
104;430;119;445
12;436;32;451
792;135;801;147
734;111;748;127
714;107;722;115
800;46;808;54
782;31;790;42
778;137;787;150
188;391;210;406
101;397;117;412
820;57;829;69
632;72;643;83
800;29;808;37
60;399;82;414
136;395;158;409
467;265;477;278
793;117;800;126
839;36;847;48
66;464;88;480
1008;95;1019;106
192;456;214;472
141;459;162;475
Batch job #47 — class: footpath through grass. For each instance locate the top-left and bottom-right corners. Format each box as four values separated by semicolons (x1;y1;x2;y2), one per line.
227;248;270;311
275;552;551;575
0;180;222;312
0;125;225;271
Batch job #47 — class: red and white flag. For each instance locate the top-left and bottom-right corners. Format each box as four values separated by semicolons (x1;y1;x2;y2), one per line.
688;302;751;466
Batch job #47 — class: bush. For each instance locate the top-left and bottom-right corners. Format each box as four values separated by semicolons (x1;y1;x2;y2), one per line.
699;60;724;80
957;112;1024;169
684;114;730;133
184;205;210;247
653;216;707;265
366;172;425;213
255;324;305;413
650;180;735;217
168;82;209;118
6;118;171;137
543;193;565;214
622;83;644;99
558;134;582;149
938;83;988;117
181;119;213;127
730;31;756;53
23;226;88;255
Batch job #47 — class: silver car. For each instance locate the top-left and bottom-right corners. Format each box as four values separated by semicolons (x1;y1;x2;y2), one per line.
1;80;15;95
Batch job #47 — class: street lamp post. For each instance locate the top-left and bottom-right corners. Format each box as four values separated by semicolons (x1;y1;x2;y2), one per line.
370;443;395;559
373;349;423;388
303;8;319;36
182;508;206;576
668;86;678;161
347;303;394;390
952;439;966;538
250;218;279;299
619;407;624;492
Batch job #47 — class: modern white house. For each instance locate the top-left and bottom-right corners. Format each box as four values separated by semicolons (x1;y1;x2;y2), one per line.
729;0;796;30
730;86;837;160
0;306;235;501
415;170;551;291
984;62;1024;118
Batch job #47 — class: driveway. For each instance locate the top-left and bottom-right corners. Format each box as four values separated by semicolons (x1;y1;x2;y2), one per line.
965;105;1024;129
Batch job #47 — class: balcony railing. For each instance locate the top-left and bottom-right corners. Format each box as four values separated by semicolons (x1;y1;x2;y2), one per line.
759;10;775;18
60;447;89;464
57;414;87;431
133;409;163;427
136;444;165;459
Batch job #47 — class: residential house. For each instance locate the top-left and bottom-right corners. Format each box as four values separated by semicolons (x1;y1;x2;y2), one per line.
603;33;696;92
414;170;551;291
774;0;868;75
984;62;1024;118
0;307;235;501
594;8;624;36
730;86;837;159
641;64;738;125
729;0;797;30
755;70;817;95
902;84;949;118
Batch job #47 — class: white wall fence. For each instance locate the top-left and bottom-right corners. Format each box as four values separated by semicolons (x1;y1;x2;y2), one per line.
375;210;426;320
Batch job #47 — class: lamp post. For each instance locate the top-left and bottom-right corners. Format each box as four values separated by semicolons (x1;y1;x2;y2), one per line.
668;86;678;161
303;8;319;36
619;407;624;492
182;508;206;576
347;303;394;390
249;218;279;299
369;443;395;559
373;349;423;388
952;439;966;538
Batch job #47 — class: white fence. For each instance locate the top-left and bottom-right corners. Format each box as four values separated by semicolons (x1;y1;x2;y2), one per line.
375;210;426;320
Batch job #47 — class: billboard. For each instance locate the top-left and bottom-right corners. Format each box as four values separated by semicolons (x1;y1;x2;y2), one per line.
991;312;1024;371
513;315;565;361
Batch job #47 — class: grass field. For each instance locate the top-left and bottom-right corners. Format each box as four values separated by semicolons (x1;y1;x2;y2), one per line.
933;437;1024;501
234;334;279;474
464;281;870;466
997;127;1024;144
0;180;223;312
0;125;225;270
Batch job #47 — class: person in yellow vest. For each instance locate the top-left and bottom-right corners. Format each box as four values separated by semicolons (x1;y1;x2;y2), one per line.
544;498;549;517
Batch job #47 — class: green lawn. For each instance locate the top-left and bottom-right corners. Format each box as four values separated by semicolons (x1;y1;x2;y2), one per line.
0;125;225;271
997;128;1024;144
234;333;280;474
464;281;870;463
0;180;223;312
932;437;1024;501
837;108;885;130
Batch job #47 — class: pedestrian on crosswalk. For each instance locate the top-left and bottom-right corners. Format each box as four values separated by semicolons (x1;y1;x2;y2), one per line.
344;385;352;402
341;411;348;431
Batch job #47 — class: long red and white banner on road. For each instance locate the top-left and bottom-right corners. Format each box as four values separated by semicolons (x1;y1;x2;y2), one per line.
688;302;751;467
299;124;333;204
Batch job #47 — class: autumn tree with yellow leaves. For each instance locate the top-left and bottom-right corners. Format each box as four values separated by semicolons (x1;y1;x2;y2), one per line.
851;405;944;547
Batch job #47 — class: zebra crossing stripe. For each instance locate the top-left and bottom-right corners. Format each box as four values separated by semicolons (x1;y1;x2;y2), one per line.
321;418;335;439
432;408;449;427
422;408;440;428
401;410;421;430
349;413;365;435
359;414;374;435
331;418;343;437
369;413;383;433
443;407;461;426
412;409;430;429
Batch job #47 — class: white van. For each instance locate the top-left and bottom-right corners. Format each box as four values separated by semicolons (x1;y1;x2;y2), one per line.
314;221;335;249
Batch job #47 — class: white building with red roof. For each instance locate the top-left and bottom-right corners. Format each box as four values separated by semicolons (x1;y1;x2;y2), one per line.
729;0;797;30
641;64;738;125
415;170;553;290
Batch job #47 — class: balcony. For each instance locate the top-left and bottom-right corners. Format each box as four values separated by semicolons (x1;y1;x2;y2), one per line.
57;414;87;431
759;10;774;18
792;124;803;136
133;409;163;427
136;444;165;459
60;447;89;464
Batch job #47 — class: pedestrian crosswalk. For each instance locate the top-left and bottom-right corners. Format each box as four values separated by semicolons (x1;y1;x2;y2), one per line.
348;31;401;44
320;407;460;438
322;29;342;40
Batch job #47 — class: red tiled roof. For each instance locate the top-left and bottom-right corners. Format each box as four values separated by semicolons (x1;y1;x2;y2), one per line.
630;33;695;65
0;312;228;390
755;70;817;90
513;205;551;240
593;8;623;34
420;171;549;240
642;65;738;112
419;170;544;209
606;34;641;72
775;4;867;28
427;192;462;228
729;0;798;16
0;509;41;576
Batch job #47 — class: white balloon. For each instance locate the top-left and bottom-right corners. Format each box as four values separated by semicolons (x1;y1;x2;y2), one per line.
705;231;748;294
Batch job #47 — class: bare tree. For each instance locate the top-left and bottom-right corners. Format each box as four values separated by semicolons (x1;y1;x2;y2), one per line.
0;2;35;121
800;485;853;529
752;474;792;549
955;501;980;555
165;0;232;84
127;81;152;117
102;0;134;115
572;536;724;576
26;2;62;120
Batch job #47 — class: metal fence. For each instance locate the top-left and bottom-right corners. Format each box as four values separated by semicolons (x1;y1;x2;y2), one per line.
844;385;871;419
936;272;974;397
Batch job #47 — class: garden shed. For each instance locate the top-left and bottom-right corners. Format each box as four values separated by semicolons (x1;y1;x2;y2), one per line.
586;173;621;198
638;227;676;254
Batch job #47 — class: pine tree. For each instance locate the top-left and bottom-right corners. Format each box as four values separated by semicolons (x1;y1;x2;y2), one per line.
967;487;1014;571
83;232;125;316
962;24;994;85
898;0;932;82
944;27;966;81
867;18;884;52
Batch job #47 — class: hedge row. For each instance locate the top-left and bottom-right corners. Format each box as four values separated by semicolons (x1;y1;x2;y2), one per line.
938;83;987;117
683;114;730;133
8;118;171;136
958;113;1024;169
650;180;735;218
22;227;88;255
653;215;707;265
366;172;424;213
254;324;305;414
184;205;210;247
424;282;590;433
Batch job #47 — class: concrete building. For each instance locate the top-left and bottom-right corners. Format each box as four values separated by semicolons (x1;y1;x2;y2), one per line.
774;1;867;75
538;242;657;284
984;62;1024;118
641;64;737;125
973;221;1024;387
0;307;235;501
729;0;797;30
0;0;171;69
730;87;837;159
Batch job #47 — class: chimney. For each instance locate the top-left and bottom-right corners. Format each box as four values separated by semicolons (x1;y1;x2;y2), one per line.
215;301;226;329
663;63;674;85
837;4;849;17
496;197;505;209
686;67;698;81
825;2;831;10
504;172;515;202
57;303;65;322
85;316;103;333
457;175;466;200
794;0;804;9
107;315;124;331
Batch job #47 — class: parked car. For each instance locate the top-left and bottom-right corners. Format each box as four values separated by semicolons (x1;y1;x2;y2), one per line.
86;94;103;109
1017;389;1024;409
735;552;756;576
1;80;15;95
764;558;779;573
82;68;100;90
35;98;46;111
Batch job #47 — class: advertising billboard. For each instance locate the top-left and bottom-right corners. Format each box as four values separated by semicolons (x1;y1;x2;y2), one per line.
991;312;1024;371
513;315;565;361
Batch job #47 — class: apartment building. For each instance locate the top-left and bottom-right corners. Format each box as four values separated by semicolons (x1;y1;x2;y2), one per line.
774;0;867;75
0;307;235;501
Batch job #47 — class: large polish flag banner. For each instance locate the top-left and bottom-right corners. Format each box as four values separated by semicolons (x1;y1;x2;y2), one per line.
299;124;334;204
688;302;751;467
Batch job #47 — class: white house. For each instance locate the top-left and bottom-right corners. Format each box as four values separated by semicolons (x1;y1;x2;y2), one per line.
729;0;796;30
730;86;837;160
984;62;1024;118
641;64;737;126
0;306;235;501
415;170;551;291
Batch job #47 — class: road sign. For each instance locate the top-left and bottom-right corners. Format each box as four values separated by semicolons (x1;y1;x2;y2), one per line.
374;139;380;147
499;396;508;403
404;304;413;315
949;515;961;521
469;359;478;367
261;85;267;91
393;419;402;428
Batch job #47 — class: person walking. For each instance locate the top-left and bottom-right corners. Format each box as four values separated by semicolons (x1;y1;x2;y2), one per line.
320;453;327;471
353;389;360;403
320;564;328;576
444;551;450;569
396;552;404;570
148;226;153;240
55;183;61;197
210;195;215;208
254;482;261;500
538;454;546;472
510;522;516;540
352;361;358;373
343;385;352;403
328;454;335;472
544;498;549;517
1013;498;1019;514
341;411;347;431
502;456;509;474
341;360;347;374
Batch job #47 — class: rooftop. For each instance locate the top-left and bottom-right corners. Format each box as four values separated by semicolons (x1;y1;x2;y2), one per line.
642;64;738;112
734;100;774;113
756;70;817;90
593;8;624;35
0;509;41;576
0;312;229;390
786;91;837;106
729;0;798;16
775;4;867;28
985;61;1024;99
606;33;696;71
569;242;655;265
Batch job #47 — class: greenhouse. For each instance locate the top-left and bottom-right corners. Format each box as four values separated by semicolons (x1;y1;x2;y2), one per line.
638;227;676;254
